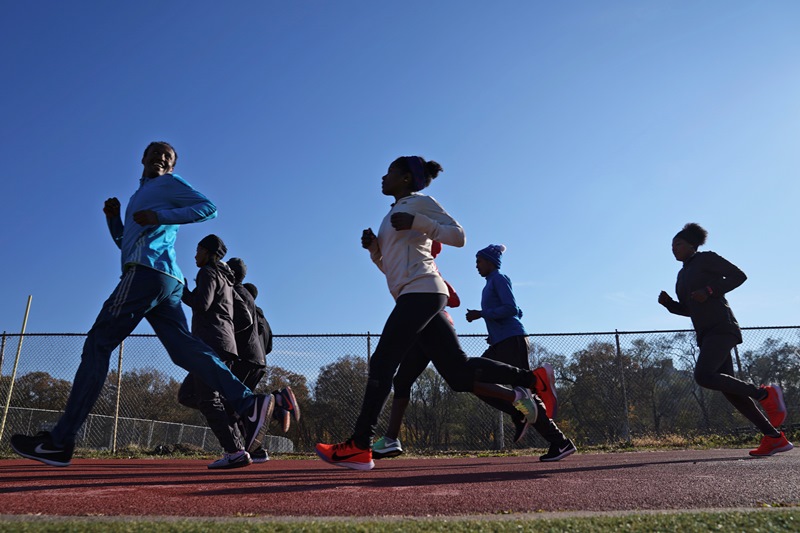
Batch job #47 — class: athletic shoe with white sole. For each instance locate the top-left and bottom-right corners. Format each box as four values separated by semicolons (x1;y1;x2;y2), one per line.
372;436;403;459
208;450;252;469
540;439;577;462
10;431;74;467
274;387;301;422
512;386;538;425
242;393;274;453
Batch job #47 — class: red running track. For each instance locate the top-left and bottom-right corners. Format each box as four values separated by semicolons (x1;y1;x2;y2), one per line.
0;449;797;518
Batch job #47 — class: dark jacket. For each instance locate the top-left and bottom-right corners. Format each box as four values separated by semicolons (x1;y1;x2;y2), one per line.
255;305;273;359
232;283;266;367
181;261;238;361
663;251;746;345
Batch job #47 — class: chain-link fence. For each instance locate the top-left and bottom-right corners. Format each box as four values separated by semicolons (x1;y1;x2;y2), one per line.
1;327;798;455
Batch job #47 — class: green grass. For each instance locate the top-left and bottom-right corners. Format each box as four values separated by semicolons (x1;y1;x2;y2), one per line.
0;509;798;532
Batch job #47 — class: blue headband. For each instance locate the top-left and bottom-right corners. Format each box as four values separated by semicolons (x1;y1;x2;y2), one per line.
404;156;427;191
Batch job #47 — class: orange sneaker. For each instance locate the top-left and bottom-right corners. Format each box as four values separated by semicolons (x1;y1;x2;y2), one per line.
533;363;558;419
749;432;794;457
315;439;374;470
759;384;787;427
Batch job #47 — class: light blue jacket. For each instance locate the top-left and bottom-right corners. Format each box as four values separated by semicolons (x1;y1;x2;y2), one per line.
107;173;217;283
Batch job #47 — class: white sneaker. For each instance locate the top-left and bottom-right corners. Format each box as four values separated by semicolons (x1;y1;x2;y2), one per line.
208;450;252;470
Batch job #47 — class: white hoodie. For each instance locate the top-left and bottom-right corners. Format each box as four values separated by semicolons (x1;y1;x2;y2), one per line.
368;193;465;300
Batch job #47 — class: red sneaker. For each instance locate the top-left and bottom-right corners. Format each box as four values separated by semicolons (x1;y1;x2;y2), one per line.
533;363;558;419
316;440;374;471
759;384;787;427
749;432;793;457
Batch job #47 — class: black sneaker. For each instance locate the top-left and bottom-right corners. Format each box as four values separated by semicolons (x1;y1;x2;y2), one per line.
242;393;274;453
540;439;576;462
513;417;530;444
10;431;74;467
250;447;270;463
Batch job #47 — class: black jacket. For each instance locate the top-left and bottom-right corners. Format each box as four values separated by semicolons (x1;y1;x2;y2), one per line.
663;251;746;345
232;283;266;367
255;305;273;359
181;262;238;362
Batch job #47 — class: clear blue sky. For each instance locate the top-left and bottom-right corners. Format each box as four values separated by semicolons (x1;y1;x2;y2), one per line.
2;2;799;337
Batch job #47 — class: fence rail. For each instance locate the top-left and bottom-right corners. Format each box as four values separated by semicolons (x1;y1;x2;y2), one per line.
1;327;798;455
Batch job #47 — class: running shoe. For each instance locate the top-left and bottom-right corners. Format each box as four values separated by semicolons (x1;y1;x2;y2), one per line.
316;439;374;470
274;387;301;422
242;393;274;453
759;384;787;427
272;406;291;433
250;447;270;463
533;363;558;419
208;450;252;469
512;386;538;425
10;431;74;467
513;417;530;444
749;432;794;457
373;436;403;459
540;438;577;462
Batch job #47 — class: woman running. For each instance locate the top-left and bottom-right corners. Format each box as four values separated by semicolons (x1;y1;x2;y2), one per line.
315;156;547;470
658;222;791;457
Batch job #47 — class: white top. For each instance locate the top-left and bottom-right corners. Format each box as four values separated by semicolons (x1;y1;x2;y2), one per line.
368;193;466;300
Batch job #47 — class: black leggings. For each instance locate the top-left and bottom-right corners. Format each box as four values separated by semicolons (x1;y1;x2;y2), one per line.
694;334;775;435
351;293;534;448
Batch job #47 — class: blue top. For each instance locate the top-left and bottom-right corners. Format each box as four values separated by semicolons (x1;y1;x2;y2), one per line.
481;269;526;345
107;173;217;283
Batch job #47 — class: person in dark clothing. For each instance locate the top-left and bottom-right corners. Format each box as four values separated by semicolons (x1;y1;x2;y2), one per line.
228;259;298;463
243;283;273;363
178;234;251;469
465;243;574;462
658;222;792;457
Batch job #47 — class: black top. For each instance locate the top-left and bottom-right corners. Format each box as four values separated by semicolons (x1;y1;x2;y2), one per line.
181;262;238;361
232;283;266;367
663;251;747;345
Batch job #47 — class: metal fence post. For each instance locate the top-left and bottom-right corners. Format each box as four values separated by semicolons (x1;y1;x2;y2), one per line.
367;331;372;364
615;330;631;443
0;331;6;376
112;341;124;453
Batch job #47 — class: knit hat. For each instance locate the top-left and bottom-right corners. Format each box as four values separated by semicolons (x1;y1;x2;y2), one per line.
477;244;506;269
227;257;247;283
197;234;227;259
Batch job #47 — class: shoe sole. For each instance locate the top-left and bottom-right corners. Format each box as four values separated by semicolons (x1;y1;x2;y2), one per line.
280;387;301;422
770;385;787;427
513;421;530;444
246;395;274;453
749;442;794;457
208;459;253;469
539;363;559;420
10;441;71;467
373;449;403;460
540;446;576;462
252;457;270;463
315;448;374;470
513;388;539;425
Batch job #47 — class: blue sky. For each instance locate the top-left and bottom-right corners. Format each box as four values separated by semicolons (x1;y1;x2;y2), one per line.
2;1;799;338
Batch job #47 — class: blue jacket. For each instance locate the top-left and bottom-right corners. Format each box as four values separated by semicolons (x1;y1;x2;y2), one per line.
107;173;217;283
481;269;526;345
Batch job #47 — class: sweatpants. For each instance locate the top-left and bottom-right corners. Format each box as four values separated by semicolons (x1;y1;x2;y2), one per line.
51;266;254;447
694;334;775;435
